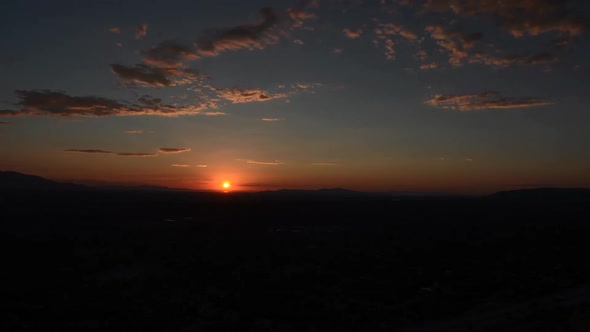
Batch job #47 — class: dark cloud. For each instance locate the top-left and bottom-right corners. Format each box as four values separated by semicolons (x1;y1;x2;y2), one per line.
136;24;148;39
425;92;553;111
142;41;199;67
65;149;114;154
0;121;9;124
195;7;280;56
159;148;191;154
110;64;202;87
0;90;213;117
238;159;284;165
116;152;157;157
65;149;156;157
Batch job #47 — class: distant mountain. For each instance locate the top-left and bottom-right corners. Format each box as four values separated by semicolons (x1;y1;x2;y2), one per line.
0;171;85;191
490;188;590;200
253;188;364;199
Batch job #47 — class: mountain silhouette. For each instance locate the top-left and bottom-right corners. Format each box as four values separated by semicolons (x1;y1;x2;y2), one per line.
490;188;590;200
0;171;85;191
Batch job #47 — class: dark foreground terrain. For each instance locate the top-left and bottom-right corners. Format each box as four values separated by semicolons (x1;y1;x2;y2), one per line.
1;188;590;331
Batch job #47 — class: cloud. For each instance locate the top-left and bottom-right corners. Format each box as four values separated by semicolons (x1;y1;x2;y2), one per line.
343;28;363;39
0;121;8;125
65;149;113;154
141;41;199;67
171;164;191;168
420;62;439;70
288;0;318;29
111;64;200;87
422;0;590;37
312;162;337;166
136;24;148;40
425;92;553;111
159;148;191;154
239;159;284;165
212;87;286;104
195;164;208;168
0;90;212;117
109;27;120;34
260;118;283;122
123;130;143;134
373;22;418;60
195;7;280;56
425;25;483;66
65;149;157;157
294;39;304;45
464;157;473;162
116;152;157;157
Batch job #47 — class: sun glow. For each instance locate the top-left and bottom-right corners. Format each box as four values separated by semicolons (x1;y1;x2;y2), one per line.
222;181;231;190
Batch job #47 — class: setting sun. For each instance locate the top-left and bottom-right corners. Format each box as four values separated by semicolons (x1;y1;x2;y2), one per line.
222;181;231;190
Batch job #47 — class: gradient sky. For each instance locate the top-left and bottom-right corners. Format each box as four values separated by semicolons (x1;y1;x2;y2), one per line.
1;0;589;193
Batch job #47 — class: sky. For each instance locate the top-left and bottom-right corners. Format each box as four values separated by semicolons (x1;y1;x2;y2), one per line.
1;0;589;193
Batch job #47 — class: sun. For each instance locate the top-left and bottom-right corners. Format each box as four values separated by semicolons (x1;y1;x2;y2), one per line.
222;181;231;190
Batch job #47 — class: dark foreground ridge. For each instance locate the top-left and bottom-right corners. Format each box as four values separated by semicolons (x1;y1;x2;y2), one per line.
2;172;590;331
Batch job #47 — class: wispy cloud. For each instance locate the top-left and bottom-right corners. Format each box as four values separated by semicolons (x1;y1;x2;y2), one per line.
116;152;157;157
64;149;156;157
159;148;191;154
65;149;113;154
0;121;8;125
135;23;148;40
239;159;284;165
109;27;120;34
171;164;191;168
260;118;283;122
420;62;438;70
312;162;337;166
425;92;553;111
195;164;208;168
123;130;143;134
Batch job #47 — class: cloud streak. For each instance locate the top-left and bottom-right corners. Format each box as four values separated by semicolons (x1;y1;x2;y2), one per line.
159;148;191;154
0;90;215;117
239;159;284;165
64;149;157;157
425;92;553;111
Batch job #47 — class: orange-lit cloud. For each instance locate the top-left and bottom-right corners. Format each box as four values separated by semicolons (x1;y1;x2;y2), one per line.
260;118;283;122
195;164;208;168
171;164;191;168
0;90;213;117
423;0;590;37
343;28;363;39
420;62;438;70
123;130;143;134
159;148;191;154
141;41;199;67
425;92;553;111
111;64;200;87
195;7;279;56
136;23;148;39
109;27;120;34
239;159;284;165
213;88;286;104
